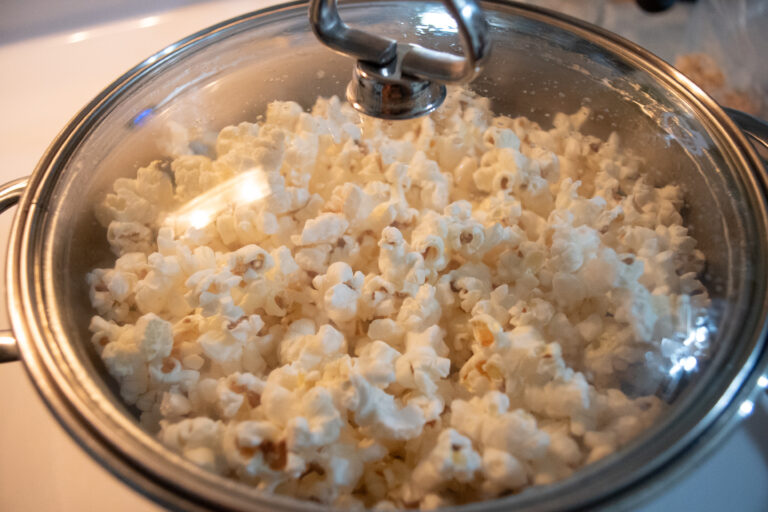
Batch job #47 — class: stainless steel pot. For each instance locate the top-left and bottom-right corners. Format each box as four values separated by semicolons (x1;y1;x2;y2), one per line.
1;1;767;510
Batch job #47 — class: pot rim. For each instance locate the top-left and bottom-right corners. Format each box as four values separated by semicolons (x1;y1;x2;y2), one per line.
8;1;768;511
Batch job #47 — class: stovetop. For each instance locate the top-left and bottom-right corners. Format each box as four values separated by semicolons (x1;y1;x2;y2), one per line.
0;1;765;510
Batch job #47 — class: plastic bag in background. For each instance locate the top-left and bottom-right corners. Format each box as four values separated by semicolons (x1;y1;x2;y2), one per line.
516;0;694;59
675;0;767;117
518;0;767;117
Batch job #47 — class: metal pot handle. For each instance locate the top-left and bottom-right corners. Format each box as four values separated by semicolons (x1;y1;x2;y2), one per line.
724;107;768;156
0;177;28;363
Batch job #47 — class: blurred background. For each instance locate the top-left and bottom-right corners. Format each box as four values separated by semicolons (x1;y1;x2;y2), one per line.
0;0;766;511
2;0;765;115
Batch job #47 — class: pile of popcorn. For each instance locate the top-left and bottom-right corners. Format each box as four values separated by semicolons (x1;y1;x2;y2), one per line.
87;89;709;509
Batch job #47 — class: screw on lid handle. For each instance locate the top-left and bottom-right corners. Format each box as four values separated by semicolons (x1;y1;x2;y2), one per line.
309;0;491;119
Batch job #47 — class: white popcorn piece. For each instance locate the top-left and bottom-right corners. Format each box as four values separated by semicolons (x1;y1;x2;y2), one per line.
297;213;350;246
134;253;191;319
395;326;450;396
451;392;550;460
403;428;481;503
101;338;143;379
315;357;428;441
184;267;243;320
283;387;343;450
367;318;405;348
227;245;274;281
279;321;347;371
313;261;364;324
356;340;401;387
354;381;426;441
213;372;265;419
87;263;144;323
134;313;174;361
159;391;192;420
221;419;293;485
95;161;175;227
198;327;242;364
481;448;528;494
89;315;130;353
107;221;154;256
159;417;225;473
294;243;332;275
148;356;194;386
396;284;441;333
378;227;428;296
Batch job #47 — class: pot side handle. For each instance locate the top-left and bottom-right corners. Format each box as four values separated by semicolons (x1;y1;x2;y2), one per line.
0;177;28;363
724;108;768;157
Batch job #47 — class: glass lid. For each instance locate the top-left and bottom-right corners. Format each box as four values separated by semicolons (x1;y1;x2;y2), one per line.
17;1;766;510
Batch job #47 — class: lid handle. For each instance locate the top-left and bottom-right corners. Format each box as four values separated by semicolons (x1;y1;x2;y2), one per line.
0;177;27;364
309;0;491;119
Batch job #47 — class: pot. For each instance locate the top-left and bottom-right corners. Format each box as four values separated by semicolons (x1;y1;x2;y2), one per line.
0;1;767;510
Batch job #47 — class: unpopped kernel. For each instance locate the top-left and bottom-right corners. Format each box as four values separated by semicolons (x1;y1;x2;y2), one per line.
88;89;708;508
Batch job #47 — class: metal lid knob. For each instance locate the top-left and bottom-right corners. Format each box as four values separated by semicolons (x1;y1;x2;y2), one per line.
309;0;491;120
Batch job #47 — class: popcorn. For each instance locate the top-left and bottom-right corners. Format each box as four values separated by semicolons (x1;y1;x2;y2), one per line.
407;151;451;211
294;244;332;275
227;245;274;281
358;275;398;321
89;315;129;353
220;419;292;487
367;318;404;348
107;221;154;256
356;340;401;387
171;154;228;202
394;326;450;396
149;356;192;386
396;284;441;332
324;183;380;231
159;417;224;473
184;267;243;320
135;313;174;361
451;392;549;460
313;262;364;324
378;227;428;295
296;213;349;246
159;391;192;420
134;252;191;319
101;338;144;380
95;161;175;227
403;428;481;502
278;321;347;371
89;88;709;508
214;372;265;419
481;448;528;494
350;374;426;441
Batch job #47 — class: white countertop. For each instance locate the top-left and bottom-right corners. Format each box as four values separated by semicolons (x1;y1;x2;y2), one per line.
0;1;766;510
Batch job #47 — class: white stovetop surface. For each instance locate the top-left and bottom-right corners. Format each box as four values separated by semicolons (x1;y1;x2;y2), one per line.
0;1;766;510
